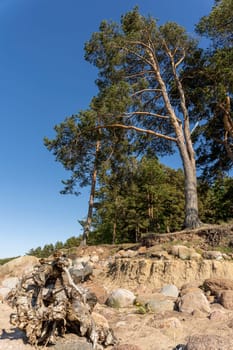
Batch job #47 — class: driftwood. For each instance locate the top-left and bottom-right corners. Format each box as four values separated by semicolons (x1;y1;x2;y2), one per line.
7;252;116;349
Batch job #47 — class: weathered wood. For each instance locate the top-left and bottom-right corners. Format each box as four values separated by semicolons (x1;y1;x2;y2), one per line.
7;252;116;349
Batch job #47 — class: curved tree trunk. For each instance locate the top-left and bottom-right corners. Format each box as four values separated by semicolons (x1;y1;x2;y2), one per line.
177;138;202;228
152;55;202;229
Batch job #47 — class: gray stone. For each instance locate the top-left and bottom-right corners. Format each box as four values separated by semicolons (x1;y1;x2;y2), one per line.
146;298;174;312
106;288;136;308
69;263;93;283
160;284;179;298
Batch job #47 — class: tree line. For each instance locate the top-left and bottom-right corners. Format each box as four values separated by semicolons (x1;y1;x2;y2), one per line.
27;157;233;258
44;0;233;246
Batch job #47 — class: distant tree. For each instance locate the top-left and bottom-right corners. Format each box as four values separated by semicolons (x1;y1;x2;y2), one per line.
64;236;81;248
199;177;233;223
92;157;185;243
27;246;43;258
54;241;64;250
85;8;202;228
42;244;55;257
45;110;103;245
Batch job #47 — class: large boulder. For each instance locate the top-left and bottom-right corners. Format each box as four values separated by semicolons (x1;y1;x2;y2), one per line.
170;245;200;260
176;291;210;314
84;281;108;304
106;288;136;308
0;255;38;280
203;278;233;295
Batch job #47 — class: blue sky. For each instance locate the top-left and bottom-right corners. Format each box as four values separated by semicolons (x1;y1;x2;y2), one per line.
0;0;214;258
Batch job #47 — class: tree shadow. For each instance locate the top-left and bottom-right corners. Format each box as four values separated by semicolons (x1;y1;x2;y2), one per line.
0;327;27;342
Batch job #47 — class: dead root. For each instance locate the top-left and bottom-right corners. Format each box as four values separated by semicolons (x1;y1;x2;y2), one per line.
7;252;116;349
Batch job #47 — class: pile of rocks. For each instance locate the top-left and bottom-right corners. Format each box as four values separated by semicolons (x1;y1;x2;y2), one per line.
1;243;233;349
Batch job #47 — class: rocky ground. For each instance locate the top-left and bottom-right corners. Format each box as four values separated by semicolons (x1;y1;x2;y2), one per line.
1;223;233;350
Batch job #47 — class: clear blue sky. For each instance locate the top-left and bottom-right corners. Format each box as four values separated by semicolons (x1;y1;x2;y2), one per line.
0;0;214;258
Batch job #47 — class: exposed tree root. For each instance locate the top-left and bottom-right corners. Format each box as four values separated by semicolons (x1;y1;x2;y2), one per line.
7;252;116;349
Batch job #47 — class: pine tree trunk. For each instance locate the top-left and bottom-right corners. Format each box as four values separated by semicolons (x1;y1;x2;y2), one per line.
112;221;117;244
183;157;201;228
177;134;202;229
82;139;100;245
153;56;202;229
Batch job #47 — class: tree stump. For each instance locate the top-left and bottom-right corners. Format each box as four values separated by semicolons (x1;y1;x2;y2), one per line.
7;252;116;349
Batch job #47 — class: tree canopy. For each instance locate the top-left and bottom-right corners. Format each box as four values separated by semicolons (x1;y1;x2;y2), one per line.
45;3;233;246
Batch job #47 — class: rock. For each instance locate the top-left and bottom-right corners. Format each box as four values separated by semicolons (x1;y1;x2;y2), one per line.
219;290;233;309
176;291;211;314
90;255;99;263
106;288;136;308
0;277;19;300
179;287;203;297
147;247;170;260
54;341;92;350
146;298;174;312
191;309;207;318
202;251;223;260
189;252;202;260
0;287;11;299
185;334;233;349
160;284;179;298
73;256;90;265
69;263;93;283
209;309;227;321
149;316;182;329
222;253;231;260
171;245;198;260
0;255;38;279
112;345;142;350
115;250;137;258
92;311;110;329
91;312;116;346
137;246;147;255
53;334;92;350
2;277;19;289
84;281;108;304
227;318;233;328
203;278;233;295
